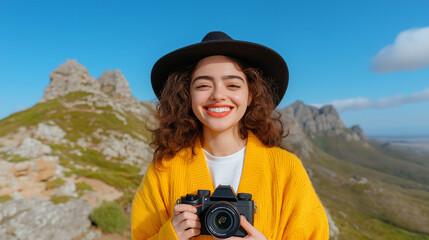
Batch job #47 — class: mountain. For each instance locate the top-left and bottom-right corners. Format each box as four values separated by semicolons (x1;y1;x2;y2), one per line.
281;101;429;240
0;60;428;240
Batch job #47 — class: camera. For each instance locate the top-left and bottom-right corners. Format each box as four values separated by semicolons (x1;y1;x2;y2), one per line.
178;185;256;239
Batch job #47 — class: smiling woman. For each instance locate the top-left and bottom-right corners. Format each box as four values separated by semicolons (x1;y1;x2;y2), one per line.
131;31;329;240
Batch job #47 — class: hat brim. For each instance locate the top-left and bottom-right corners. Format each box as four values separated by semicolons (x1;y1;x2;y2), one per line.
151;39;289;107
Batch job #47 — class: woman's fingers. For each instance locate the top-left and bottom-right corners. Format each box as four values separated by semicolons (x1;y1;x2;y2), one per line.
172;204;201;240
175;218;201;239
239;215;256;235
174;204;197;215
178;218;201;230
213;215;266;240
180;227;201;239
172;210;199;226
239;215;267;240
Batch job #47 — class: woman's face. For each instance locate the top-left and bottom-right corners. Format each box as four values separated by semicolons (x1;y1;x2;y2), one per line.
190;55;251;134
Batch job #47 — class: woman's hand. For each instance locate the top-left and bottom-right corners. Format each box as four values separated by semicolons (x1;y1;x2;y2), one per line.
213;215;267;240
172;204;201;240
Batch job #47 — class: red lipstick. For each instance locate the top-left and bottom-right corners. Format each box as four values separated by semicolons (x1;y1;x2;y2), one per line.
203;104;233;118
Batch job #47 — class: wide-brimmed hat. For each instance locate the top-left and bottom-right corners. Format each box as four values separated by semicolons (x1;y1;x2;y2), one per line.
151;31;289;106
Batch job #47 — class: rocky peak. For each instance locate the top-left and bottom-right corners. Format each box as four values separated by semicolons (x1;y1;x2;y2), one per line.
289;100;319;122
350;125;368;141
98;70;137;102
39;60;138;103
284;101;367;142
319;105;339;119
40;60;101;102
287;101;345;138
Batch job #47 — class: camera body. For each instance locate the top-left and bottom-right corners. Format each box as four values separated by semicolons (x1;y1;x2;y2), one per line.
178;185;256;239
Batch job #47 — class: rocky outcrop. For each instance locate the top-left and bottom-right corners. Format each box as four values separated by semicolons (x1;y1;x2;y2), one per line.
34;122;66;142
284;101;368;142
40;60;139;104
11;138;52;159
0;120;146;200
278;108;314;159
287;101;346;137
99;70;137;102
350;125;368;142
0;156;61;198
0;198;100;240
40;60;101;102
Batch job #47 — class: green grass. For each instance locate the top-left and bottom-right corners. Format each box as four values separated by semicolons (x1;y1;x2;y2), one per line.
51;143;143;207
76;182;94;196
90;201;129;233
50;195;71;204
45;178;66;190
311;135;429;186
7;154;30;163
0;195;13;203
304;145;429;239
65;148;142;189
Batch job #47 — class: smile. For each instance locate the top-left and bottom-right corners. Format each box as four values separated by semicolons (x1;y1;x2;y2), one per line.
207;107;231;113
203;106;233;118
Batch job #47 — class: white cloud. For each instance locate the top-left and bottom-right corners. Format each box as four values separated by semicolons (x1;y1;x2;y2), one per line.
371;26;429;73
314;88;429;112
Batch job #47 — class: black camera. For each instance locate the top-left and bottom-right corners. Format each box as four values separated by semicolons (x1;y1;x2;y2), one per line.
178;185;256;239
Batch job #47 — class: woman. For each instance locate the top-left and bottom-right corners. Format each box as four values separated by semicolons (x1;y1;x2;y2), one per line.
132;31;329;240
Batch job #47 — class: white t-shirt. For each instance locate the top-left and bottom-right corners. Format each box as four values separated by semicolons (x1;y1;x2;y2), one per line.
203;147;245;194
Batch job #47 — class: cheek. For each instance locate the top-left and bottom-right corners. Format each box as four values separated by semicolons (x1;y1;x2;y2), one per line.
231;91;250;106
190;92;204;113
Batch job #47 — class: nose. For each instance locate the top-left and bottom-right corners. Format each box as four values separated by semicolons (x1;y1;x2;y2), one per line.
210;84;226;102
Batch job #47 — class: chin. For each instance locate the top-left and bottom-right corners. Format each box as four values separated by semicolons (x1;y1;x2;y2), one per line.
203;123;239;134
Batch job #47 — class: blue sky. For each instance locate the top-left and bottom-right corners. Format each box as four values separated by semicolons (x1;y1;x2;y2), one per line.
1;0;429;137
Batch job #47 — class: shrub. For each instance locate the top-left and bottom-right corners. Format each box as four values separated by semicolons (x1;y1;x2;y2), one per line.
90;201;129;233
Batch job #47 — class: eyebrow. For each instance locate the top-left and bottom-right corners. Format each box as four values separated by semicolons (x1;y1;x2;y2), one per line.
192;75;245;84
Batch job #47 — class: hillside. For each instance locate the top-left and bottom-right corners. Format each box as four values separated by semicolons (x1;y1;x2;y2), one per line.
280;102;429;239
1;60;428;240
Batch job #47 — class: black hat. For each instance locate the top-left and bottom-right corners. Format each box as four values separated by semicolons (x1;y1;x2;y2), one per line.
151;31;289;106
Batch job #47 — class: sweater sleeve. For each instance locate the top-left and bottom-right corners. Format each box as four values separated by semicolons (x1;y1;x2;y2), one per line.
282;155;329;240
131;162;178;240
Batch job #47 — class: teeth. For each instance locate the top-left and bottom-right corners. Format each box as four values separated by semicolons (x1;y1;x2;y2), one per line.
207;107;231;113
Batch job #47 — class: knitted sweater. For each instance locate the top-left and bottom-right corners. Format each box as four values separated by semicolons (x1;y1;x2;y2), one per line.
131;132;329;239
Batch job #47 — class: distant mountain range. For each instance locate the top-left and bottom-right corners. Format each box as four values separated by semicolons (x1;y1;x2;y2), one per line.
0;60;428;240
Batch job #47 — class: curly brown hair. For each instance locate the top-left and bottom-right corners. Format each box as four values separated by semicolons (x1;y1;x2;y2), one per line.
151;57;287;167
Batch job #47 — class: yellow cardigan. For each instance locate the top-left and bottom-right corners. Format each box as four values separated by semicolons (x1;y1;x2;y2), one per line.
131;132;329;239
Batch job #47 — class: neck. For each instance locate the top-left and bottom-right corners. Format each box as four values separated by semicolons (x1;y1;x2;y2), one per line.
202;127;247;156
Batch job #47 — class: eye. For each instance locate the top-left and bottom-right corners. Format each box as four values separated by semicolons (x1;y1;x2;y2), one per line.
196;84;211;89
228;84;241;89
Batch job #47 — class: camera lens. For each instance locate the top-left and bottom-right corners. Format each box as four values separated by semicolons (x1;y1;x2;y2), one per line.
215;213;231;229
205;201;240;239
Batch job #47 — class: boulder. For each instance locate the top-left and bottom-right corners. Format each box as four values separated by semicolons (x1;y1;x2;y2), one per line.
34;122;66;143
35;158;56;182
12;138;52;159
0;198;95;240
